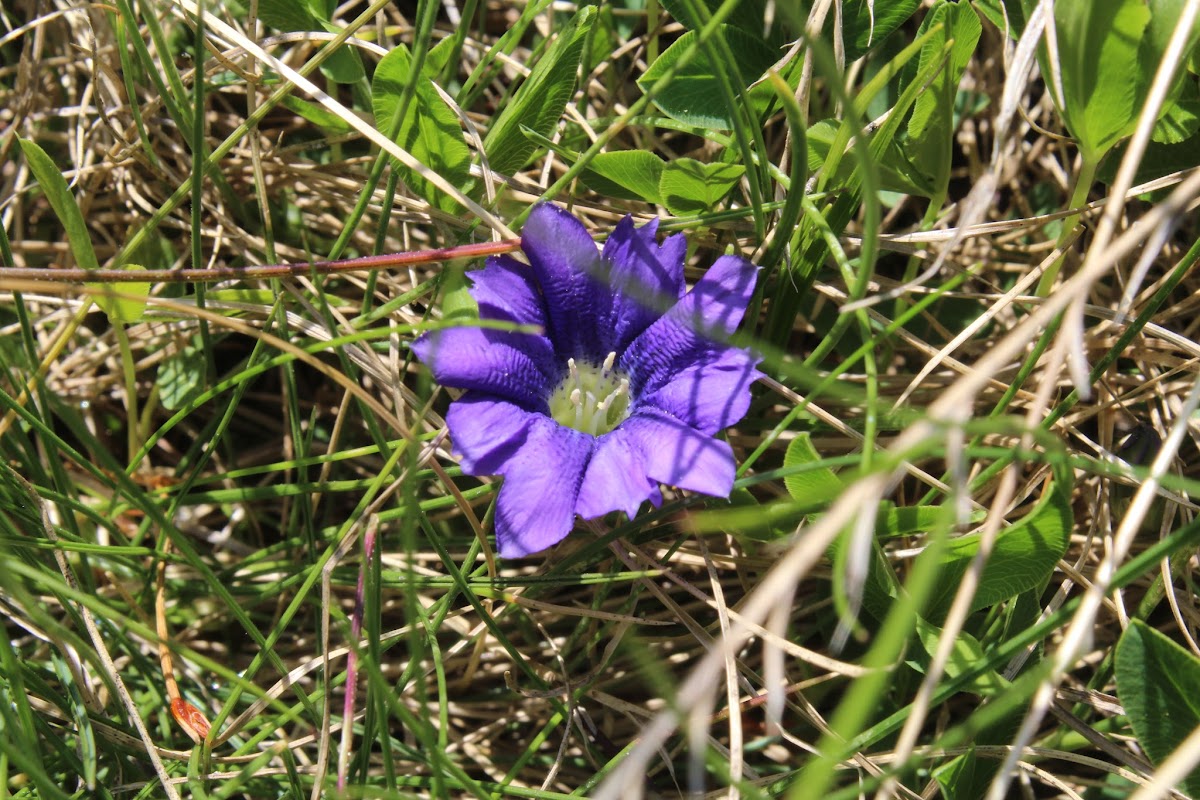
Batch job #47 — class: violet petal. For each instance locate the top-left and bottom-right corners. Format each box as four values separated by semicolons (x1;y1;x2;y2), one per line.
621;408;736;497
620;254;758;397
601;215;687;352
468;254;547;328
520;203;611;360
639;347;762;435
492;417;595;558
575;427;661;520
444;395;536;476
411;327;556;412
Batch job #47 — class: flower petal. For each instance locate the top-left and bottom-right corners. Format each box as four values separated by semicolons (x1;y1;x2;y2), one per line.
639;347;761;434
411;327;556;412
620;254;758;397
492;417;595;558
444;395;536;476
623;409;736;497
600;215;687;352
575;427;661;520
520;203;611;360
468;254;547;328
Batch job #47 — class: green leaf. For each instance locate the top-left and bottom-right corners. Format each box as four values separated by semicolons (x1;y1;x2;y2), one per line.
658;158;745;216
659;0;777;42
1047;0;1150;162
580;151;665;203
484;6;596;177
841;0;923;61
1115;619;1200;797
1036;0;1200;163
158;339;205;410
924;485;1072;621
279;95;354;134
876;502;978;539
782;433;844;513
1153;76;1200;144
441;261;478;324
904;1;982;196
690;489;805;543
256;0;319;33
913;617;1011;697
17;137;100;271
316;22;365;84
256;0;363;83
372;45;471;214
636;25;779;130
806;119;940;198
87;265;151;323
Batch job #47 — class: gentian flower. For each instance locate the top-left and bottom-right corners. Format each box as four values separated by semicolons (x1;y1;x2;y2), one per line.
412;204;761;558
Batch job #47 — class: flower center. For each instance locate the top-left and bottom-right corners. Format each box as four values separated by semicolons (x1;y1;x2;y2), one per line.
547;352;631;436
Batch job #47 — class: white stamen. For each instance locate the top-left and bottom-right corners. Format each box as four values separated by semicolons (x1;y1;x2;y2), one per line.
601;351;617;374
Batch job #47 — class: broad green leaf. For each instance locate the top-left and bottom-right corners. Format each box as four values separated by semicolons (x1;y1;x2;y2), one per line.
316;22;365;84
806;119;939;198
875;502;981;538
256;0;318;33
1152;77;1200;144
1045;0;1150;162
924;485;1072;621
279;95;354;133
158;340;205;410
660;0;777;42
782;433;844;513
1115;619;1200;797
913;617;1011;697
1099;132;1200;186
904;1;982;196
827;532;903;622
690;489;805;543
87;265;151;323
636;25;778;130
841;0;923;61
372;45;471;214
256;0;363;83
18;137;100;271
580;151;665;203
658;158;745;216
441;261;478;323
1035;0;1200;164
484;6;595;177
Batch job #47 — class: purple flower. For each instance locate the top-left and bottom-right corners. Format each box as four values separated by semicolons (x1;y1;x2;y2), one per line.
411;204;761;558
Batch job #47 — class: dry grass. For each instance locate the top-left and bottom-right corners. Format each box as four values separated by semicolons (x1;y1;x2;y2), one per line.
2;1;1200;798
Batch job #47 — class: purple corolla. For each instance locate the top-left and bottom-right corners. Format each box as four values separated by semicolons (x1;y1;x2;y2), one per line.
411;204;761;558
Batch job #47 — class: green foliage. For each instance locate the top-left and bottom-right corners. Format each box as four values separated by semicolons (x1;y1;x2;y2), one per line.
6;0;1200;796
581;151;666;203
904;2;982;198
372;45;471;214
158;339;206;410
923;486;1073;622
87;265;151;323
658;158;745;216
483;6;596;177
256;0;364;83
840;0;924;61
782;433;844;512
1034;0;1200;164
1116;620;1200;797
17;137;100;271
637;25;778;130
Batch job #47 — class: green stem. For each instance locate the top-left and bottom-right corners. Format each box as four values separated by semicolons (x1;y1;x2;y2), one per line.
1035;156;1098;296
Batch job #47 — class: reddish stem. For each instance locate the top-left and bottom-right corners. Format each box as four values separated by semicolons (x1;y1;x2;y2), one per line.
0;239;522;283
